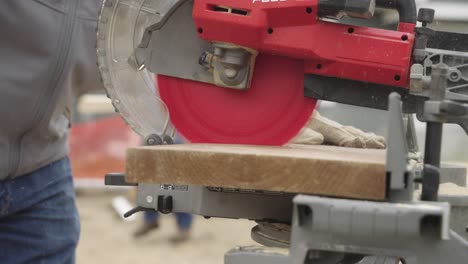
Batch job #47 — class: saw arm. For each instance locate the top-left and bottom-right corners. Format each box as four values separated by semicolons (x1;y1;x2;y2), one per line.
98;0;468;144
137;0;416;90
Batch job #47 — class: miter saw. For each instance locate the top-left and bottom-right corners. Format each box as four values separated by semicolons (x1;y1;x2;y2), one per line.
97;0;468;263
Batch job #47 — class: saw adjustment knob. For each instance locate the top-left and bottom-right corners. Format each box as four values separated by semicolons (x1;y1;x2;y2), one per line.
417;8;435;27
157;195;173;214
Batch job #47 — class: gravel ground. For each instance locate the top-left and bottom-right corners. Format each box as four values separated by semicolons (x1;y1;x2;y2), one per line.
76;191;256;264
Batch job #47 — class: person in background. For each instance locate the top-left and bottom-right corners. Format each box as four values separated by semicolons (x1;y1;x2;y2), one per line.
134;210;193;241
0;1;104;263
134;134;193;240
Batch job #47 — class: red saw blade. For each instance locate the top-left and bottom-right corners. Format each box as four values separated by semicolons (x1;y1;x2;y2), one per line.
157;54;317;146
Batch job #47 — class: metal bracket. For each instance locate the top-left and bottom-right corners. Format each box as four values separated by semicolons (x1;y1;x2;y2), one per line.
225;196;468;264
385;93;413;202
135;0;256;90
104;173;137;187
411;52;468;133
136;183;294;222
286;195;468;264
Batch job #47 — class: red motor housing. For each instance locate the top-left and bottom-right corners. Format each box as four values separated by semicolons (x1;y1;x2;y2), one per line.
192;0;415;88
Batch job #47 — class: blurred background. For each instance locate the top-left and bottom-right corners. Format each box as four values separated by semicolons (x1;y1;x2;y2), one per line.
71;1;468;263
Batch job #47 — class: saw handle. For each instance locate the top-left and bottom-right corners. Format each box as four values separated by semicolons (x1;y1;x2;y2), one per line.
375;0;417;24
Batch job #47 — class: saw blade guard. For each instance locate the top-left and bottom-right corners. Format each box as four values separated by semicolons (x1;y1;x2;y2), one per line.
97;0;176;139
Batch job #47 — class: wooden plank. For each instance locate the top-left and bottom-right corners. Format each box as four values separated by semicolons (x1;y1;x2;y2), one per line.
126;144;387;200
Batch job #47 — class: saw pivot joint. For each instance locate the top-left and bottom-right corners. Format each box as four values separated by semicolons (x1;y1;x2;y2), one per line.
200;43;256;90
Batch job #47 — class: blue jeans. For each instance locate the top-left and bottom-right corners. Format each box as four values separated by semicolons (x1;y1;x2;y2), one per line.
0;157;80;264
144;210;193;231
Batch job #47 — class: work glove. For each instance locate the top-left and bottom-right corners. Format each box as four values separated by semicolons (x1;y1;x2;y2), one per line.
292;111;386;149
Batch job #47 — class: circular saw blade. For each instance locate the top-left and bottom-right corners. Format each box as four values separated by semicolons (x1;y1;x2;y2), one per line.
158;54;317;145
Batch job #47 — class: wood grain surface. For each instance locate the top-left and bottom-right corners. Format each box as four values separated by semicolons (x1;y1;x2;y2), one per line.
126;144;387;200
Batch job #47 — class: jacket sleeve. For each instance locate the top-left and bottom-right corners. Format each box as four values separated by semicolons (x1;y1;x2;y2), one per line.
70;0;105;97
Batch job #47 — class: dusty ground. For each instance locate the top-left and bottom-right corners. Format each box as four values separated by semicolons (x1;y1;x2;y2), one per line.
76;191;256;264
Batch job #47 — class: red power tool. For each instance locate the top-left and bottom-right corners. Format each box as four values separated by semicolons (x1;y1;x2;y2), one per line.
97;0;468;145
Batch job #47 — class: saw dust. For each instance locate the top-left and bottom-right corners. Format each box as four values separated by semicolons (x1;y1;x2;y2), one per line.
76;191;255;264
